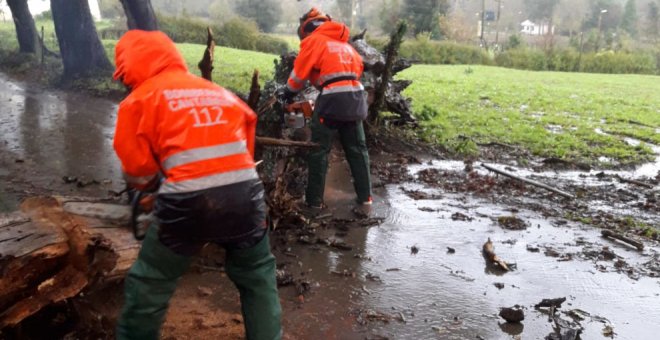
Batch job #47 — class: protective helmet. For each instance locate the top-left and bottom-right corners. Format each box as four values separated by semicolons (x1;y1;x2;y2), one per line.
298;7;331;39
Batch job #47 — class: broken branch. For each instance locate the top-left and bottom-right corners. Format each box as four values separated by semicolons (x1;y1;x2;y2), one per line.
615;175;654;189
197;27;215;81
256;136;318;148
601;230;644;251
481;163;575;199
247;69;261;111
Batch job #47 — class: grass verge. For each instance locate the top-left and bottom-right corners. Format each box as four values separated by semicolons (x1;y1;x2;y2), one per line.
401;65;660;166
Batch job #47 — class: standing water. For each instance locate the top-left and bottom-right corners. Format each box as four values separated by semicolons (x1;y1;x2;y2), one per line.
0;73;123;205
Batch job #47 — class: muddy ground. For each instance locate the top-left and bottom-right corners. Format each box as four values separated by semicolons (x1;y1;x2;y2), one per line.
1;73;659;340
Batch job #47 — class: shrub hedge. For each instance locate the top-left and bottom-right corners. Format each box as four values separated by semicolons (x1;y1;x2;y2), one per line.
399;33;492;65
495;48;658;75
101;15;290;55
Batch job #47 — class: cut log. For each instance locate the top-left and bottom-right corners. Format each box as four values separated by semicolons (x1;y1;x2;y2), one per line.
197;27;215;82
481;163;575;199
0;196;140;329
482;238;510;271
601;230;644;251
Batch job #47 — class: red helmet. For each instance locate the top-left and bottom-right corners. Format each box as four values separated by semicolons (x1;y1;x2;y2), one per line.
298;7;331;39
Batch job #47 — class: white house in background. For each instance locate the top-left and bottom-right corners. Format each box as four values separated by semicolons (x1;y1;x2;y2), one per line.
520;20;555;35
0;0;102;22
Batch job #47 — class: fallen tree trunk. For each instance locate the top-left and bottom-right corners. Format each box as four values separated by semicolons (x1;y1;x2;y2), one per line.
601;230;644;251
481;163;575;199
0;197;140;329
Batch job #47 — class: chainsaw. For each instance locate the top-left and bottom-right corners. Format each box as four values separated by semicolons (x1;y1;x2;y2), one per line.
283;100;314;129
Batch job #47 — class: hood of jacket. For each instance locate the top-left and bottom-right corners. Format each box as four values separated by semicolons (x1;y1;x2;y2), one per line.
309;21;350;42
113;30;188;89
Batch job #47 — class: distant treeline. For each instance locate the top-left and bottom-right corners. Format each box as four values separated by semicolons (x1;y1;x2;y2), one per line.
368;33;660;75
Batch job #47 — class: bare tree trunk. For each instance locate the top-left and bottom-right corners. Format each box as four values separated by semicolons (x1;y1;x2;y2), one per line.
51;0;112;80
6;0;40;54
119;0;158;31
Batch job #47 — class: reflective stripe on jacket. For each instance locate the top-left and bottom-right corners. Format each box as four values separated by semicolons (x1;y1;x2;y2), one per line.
113;30;257;193
287;22;368;122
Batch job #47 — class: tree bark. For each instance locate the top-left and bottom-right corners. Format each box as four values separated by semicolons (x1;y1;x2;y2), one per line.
51;0;112;80
6;0;40;54
0;197;140;328
119;0;158;31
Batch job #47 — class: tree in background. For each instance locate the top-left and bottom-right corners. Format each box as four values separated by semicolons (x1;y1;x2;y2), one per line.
438;7;477;42
6;0;40;53
235;0;282;33
336;0;353;24
51;0;112;80
646;1;659;42
523;0;560;22
403;0;449;37
97;0;123;19
583;0;623;32
209;0;236;24
119;0;158;30
379;0;402;34
620;0;638;37
151;0;182;15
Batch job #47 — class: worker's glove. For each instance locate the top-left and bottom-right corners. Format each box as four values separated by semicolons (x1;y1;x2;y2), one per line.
139;193;156;213
276;86;295;104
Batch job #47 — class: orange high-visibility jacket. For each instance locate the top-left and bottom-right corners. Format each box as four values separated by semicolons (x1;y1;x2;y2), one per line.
113;30;257;194
287;21;368;121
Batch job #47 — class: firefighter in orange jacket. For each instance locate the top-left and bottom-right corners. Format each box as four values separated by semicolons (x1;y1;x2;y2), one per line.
112;30;281;340
280;8;373;216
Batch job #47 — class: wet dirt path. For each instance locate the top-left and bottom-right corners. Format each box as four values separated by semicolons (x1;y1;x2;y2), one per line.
1;73;659;339
270;158;659;340
0;73;123;211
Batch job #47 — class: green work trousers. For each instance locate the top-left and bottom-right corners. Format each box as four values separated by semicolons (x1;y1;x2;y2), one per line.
116;225;282;340
306;112;372;206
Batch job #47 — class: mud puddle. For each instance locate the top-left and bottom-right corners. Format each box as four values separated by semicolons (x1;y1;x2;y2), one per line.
271;146;658;339
359;186;659;339
272;162;659;339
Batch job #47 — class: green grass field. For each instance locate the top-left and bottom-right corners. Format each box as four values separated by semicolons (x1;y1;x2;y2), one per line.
102;40;278;93
1;22;659;166
400;65;660;165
